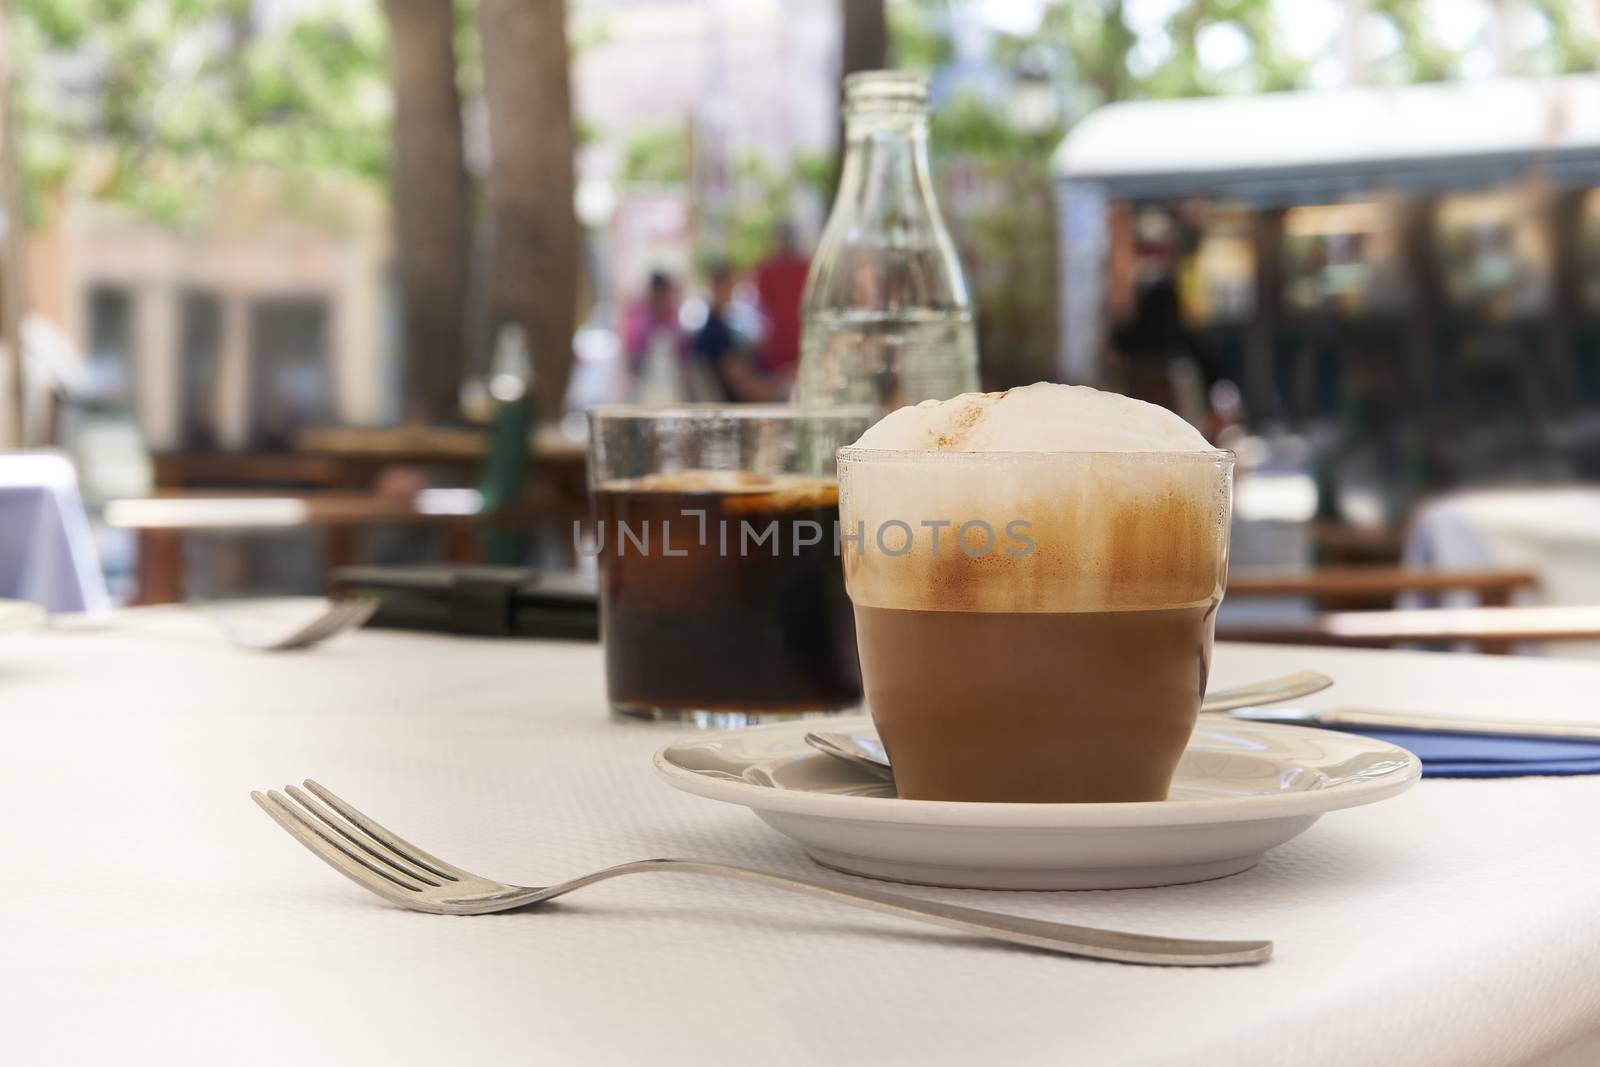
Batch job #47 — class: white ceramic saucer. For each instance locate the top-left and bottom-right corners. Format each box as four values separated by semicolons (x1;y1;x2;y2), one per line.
655;716;1420;890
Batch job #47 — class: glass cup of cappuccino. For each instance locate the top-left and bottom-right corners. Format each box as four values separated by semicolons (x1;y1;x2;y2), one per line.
837;440;1234;803
587;405;875;726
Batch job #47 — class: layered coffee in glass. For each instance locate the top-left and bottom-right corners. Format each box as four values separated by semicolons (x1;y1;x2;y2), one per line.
587;405;874;726
836;384;1233;802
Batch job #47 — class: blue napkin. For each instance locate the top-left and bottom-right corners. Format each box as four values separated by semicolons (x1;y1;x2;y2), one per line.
1316;725;1600;778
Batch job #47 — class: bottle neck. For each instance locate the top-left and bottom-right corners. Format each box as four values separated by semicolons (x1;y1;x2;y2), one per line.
833;111;939;229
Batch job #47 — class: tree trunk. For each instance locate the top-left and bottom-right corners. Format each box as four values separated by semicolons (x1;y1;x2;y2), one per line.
841;0;887;79
1245;208;1285;424
834;0;888;187
1398;196;1441;413
479;0;580;418
383;0;469;423
1542;187;1584;415
0;0;24;447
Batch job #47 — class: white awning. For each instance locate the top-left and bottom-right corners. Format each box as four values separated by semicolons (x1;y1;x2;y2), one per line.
1053;75;1600;198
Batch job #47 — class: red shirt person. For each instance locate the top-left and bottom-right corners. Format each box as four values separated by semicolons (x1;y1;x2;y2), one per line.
753;225;809;378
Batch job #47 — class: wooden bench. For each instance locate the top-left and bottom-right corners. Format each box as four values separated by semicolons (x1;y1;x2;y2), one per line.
105;488;574;604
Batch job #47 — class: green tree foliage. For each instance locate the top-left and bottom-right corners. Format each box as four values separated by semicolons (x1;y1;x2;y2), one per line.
1368;0;1461;83
1047;0;1139;108
1033;0;1308;110
618;125;690;184
1024;0;1600;108
1529;0;1600;75
14;0;394;222
1139;0;1307;98
716;149;833;271
886;0;952;71
926;93;1062;389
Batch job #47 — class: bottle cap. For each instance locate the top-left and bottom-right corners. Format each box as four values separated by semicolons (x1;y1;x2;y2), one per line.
843;70;929;113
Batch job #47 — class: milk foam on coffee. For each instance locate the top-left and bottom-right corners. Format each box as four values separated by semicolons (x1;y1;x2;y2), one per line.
838;383;1232;613
854;382;1212;454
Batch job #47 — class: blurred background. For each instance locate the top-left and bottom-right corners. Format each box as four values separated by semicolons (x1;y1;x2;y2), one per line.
5;0;1600;655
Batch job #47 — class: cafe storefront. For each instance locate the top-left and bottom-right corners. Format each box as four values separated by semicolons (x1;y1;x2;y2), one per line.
1053;74;1600;431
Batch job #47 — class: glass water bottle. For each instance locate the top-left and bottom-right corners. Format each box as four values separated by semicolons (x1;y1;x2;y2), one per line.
795;70;979;411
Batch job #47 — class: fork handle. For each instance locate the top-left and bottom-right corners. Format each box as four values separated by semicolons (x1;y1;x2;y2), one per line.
536;859;1271;967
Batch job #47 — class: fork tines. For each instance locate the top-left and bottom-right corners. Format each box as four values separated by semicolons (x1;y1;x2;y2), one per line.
252;780;461;902
275;600;377;651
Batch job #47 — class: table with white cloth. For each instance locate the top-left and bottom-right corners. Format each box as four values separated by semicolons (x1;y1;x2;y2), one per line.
5;606;1600;1066
0;451;109;613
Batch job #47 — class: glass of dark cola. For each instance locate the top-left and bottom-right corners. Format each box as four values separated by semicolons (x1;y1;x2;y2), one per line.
586;405;875;726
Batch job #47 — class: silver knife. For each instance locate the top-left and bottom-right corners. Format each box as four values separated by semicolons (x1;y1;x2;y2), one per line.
1221;706;1600;740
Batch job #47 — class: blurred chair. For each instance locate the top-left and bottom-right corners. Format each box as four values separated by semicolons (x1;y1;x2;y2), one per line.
105;490;545;605
1226;565;1537;611
106;467;577;603
1221;566;1542;654
0;452;111;613
476;389;536;566
1309;520;1407;568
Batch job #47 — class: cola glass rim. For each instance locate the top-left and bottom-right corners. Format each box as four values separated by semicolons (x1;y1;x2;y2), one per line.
586;404;882;489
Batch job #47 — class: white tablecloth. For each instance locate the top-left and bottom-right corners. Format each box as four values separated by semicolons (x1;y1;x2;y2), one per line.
5;608;1600;1066
0;451;109;613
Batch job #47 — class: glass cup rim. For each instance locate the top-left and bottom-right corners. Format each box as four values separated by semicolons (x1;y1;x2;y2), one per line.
588;403;879;424
837;445;1236;465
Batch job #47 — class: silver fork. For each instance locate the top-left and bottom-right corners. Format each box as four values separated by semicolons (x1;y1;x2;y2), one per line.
215;599;377;652
252;780;1273;967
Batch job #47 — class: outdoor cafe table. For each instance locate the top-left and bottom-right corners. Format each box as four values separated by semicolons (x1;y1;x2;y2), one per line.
6;605;1600;1066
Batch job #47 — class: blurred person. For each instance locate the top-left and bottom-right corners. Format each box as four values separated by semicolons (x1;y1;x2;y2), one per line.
693;262;788;402
753;223;809;377
19;314;89;447
1455;222;1549;458
625;270;688;403
1207;380;1247;447
1109;275;1220;427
